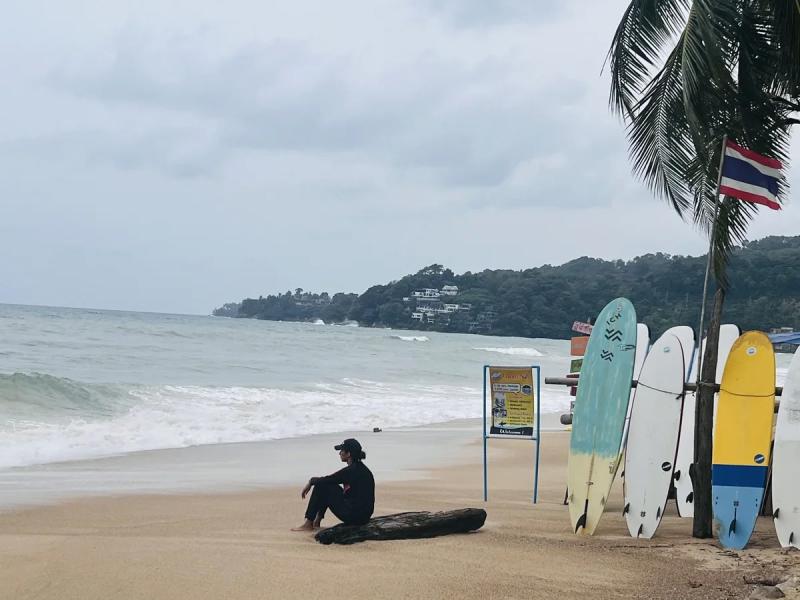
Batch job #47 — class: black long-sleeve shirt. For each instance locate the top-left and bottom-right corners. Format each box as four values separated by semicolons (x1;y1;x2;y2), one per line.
312;461;375;519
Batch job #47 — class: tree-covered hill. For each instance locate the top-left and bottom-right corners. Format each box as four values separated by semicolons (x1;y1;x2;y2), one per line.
213;235;800;339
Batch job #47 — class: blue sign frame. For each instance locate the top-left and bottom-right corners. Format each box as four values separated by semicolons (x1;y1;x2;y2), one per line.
482;364;541;503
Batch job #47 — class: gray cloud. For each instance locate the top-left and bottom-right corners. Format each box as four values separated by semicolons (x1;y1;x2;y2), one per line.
47;30;598;194
2;0;796;314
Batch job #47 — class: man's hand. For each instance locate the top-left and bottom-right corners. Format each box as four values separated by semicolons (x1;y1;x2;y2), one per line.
301;481;312;499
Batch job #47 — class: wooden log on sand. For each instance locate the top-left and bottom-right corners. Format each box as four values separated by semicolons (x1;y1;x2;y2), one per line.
314;508;487;545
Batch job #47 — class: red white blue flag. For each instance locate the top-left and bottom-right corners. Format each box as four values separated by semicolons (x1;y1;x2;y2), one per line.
719;140;783;210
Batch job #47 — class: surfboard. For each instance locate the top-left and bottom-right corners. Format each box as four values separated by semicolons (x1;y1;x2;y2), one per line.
623;332;685;538
712;331;775;550
674;324;740;518
568;298;637;536
772;347;800;548
619;324;651;456
619;324;650;499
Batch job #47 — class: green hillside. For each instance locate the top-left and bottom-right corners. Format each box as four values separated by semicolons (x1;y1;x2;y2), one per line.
214;235;800;339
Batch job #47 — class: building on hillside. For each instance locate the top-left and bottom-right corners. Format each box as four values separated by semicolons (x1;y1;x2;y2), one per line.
411;289;441;298
441;285;459;296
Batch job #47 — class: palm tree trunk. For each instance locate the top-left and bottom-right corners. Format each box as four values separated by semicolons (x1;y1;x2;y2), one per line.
691;287;725;537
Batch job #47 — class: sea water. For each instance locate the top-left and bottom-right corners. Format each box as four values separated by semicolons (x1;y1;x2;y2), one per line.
0;303;576;470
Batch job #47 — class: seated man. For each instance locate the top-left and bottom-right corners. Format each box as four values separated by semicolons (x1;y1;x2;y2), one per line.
292;438;375;531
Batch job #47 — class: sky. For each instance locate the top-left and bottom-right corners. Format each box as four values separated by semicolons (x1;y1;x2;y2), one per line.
1;1;798;315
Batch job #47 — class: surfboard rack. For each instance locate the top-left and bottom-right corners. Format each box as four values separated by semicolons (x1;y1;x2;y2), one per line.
545;378;783;406
545;376;783;394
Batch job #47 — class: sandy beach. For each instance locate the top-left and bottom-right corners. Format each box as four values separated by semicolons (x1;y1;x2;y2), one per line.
1;418;799;600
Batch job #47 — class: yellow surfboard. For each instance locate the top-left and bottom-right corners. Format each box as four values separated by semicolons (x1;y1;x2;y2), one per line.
712;331;774;549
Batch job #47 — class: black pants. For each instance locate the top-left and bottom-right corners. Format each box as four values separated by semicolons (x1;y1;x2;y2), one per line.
304;482;367;525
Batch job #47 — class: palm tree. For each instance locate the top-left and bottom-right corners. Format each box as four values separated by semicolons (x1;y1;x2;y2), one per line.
607;1;800;537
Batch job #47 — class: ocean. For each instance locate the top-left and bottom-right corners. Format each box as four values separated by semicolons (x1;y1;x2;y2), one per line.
0;303;576;471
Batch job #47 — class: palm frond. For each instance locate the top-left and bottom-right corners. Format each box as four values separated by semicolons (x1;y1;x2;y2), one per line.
711;197;757;289
680;0;737;135
607;0;689;117
770;0;800;96
609;0;798;289
626;34;695;215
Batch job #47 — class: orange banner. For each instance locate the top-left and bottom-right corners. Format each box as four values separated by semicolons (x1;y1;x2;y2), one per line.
570;335;589;356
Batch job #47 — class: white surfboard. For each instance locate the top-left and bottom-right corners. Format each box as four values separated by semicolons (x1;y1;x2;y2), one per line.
624;332;686;538
662;326;696;381
674;323;740;518
773;347;800;548
620;323;651;456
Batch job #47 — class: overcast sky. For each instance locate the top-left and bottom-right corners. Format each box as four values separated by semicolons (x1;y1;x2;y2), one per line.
1;1;798;315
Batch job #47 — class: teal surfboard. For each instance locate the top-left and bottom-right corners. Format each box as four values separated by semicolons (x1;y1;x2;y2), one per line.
568;297;637;535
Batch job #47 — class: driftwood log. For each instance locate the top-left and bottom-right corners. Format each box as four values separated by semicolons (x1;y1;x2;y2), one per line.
314;508;487;545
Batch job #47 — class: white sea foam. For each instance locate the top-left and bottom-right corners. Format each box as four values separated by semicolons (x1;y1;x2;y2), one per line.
392;335;430;342
475;347;544;357
0;376;571;470
312;319;325;325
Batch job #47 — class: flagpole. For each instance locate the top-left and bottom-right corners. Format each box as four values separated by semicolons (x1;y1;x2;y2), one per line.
694;135;727;389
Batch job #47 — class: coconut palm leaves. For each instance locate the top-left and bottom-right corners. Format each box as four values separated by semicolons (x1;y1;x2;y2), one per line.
608;0;798;286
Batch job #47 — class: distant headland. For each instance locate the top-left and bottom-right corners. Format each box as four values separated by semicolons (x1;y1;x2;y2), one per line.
213;235;800;339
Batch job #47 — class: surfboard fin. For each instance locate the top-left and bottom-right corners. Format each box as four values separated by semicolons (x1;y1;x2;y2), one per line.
729;519;736;535
636;523;643;538
574;513;587;533
773;508;780;519
686;492;693;503
656;506;661;520
623;502;630;516
790;532;795;544
575;499;588;533
673;470;680;481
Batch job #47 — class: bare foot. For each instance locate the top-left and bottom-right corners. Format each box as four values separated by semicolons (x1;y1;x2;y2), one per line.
291;521;315;532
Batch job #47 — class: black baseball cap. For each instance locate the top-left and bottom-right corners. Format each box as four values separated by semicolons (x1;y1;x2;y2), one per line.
334;438;365;458
334;438;362;453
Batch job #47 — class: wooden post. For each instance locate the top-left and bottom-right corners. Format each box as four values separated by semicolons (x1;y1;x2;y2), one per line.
691;287;725;538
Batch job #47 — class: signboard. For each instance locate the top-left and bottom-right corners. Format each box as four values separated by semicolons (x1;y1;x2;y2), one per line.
570;358;583;373
488;367;535;437
483;365;541;503
570;335;589;356
572;321;593;335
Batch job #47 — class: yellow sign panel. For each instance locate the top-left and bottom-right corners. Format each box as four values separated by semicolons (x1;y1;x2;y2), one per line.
489;367;535;437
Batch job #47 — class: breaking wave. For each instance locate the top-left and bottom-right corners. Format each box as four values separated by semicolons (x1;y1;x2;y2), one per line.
475;347;544;357
0;371;482;470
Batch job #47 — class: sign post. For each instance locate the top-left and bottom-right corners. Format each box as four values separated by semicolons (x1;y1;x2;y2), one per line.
482;365;541;503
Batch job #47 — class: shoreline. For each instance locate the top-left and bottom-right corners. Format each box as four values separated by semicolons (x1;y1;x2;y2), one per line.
0;415;563;512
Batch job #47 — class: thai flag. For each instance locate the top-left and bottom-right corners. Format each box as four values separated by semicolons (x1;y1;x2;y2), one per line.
719;140;783;210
